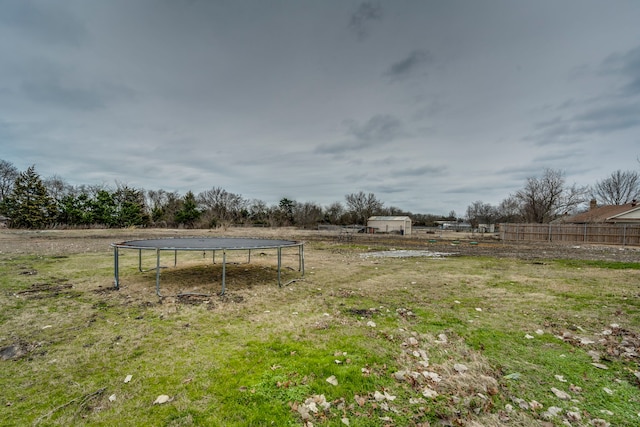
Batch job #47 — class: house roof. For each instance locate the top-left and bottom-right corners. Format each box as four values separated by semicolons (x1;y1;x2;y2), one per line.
368;216;411;221
564;202;640;224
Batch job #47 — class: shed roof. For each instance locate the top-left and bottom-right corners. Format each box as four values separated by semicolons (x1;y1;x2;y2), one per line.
563;202;640;224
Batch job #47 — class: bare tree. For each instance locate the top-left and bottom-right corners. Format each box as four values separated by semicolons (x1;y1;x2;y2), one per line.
591;170;640;205
382;205;407;216
247;199;269;226
515;168;588;223
324;201;346;224
147;189;182;226
495;195;523;223
465;200;497;228
345;191;383;225
0;159;19;203
197;187;247;228
293;201;324;229
44;175;74;202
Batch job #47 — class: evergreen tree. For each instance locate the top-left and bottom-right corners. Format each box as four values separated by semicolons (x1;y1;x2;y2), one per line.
175;191;200;227
58;193;95;226
91;189;117;226
2;165;57;228
113;184;149;227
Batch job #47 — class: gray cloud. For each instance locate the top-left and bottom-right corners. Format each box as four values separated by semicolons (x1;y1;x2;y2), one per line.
348;2;382;40
371;183;409;194
347;114;405;143
527;101;640;145
573;102;640;133
385;50;433;81
316;114;406;154
524;45;640;146
601;45;640;96
21;76;105;110
391;165;447;177
0;0;86;46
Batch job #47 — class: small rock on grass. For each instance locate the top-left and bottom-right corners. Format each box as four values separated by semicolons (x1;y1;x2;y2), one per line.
373;391;396;401
423;371;442;382
550;387;571;400
422;387;438;398
542;406;563;419
326;375;338;386
453;363;468;374
567;411;582;422
529;400;543;410
512;398;529;410
153;395;172;405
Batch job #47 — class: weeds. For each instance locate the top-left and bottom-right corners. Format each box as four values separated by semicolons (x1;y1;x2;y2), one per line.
1;233;639;426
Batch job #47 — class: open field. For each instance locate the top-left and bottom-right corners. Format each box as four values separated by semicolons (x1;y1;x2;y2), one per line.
1;228;639;426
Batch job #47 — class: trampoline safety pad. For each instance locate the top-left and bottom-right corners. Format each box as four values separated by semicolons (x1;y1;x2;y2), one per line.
111;237;304;296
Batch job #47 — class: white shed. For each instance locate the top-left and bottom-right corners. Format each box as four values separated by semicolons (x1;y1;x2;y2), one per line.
367;216;412;235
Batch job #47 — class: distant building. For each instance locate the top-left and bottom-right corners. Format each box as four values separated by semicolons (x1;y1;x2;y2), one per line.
561;199;640;224
367;216;412;235
0;216;8;228
436;221;472;231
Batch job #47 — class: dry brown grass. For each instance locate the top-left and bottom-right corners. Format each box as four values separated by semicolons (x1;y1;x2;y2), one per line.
1;227;639;426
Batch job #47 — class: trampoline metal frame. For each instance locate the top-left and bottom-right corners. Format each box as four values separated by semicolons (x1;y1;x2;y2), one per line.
111;237;304;296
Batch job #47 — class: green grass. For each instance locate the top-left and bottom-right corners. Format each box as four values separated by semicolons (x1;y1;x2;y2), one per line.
1;236;640;426
553;259;640;269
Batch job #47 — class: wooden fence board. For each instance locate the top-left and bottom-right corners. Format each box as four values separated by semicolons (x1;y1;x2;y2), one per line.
500;223;640;246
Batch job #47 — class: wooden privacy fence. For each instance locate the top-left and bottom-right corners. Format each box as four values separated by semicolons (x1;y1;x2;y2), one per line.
500;223;640;246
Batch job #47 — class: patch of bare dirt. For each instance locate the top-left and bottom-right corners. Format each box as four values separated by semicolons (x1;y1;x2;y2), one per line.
15;280;74;299
0;341;42;361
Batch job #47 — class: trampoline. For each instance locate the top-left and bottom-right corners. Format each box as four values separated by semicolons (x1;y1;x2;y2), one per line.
111;237;304;296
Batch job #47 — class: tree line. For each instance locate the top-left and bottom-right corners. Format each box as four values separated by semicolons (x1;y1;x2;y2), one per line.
0;159;638;230
0;160;444;229
465;168;640;229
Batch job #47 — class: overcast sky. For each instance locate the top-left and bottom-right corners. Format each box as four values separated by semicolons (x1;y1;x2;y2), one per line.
1;0;640;215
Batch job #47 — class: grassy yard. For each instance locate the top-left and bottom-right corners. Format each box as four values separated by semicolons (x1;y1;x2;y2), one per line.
0;230;639;426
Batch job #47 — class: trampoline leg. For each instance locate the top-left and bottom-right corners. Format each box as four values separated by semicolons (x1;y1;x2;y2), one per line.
277;247;282;287
114;247;120;289
221;250;227;295
300;244;305;276
155;249;162;297
138;249;143;272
